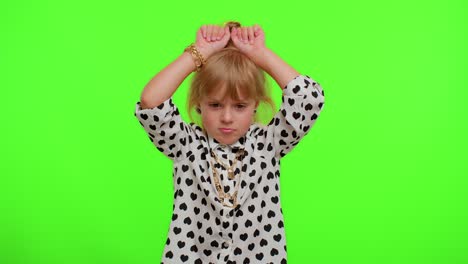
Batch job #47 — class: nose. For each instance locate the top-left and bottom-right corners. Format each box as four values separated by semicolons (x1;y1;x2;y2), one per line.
221;107;233;123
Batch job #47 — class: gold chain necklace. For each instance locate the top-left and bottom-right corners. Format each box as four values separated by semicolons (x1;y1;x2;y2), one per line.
210;149;244;180
209;149;245;208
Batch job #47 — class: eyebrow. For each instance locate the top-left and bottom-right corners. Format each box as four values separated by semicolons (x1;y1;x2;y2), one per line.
206;97;221;101
206;99;250;104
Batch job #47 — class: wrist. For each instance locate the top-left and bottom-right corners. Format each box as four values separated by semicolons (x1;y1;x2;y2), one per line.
249;47;272;70
195;44;214;60
184;43;208;72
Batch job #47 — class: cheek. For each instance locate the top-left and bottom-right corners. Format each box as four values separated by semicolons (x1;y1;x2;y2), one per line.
240;113;255;126
201;111;216;126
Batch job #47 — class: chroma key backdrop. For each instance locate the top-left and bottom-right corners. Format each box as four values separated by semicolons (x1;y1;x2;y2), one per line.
2;0;467;263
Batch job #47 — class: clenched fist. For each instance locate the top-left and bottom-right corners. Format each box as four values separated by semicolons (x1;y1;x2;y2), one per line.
230;24;266;61
195;24;231;60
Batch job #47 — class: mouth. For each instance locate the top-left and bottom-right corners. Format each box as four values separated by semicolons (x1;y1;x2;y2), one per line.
219;128;234;134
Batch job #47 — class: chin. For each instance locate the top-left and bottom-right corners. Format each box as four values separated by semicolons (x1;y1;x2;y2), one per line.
217;138;234;145
216;135;238;145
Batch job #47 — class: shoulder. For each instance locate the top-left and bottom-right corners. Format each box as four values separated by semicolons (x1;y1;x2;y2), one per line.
188;122;208;143
247;123;264;138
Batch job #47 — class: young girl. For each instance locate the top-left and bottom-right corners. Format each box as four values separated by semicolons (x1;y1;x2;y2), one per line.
135;22;325;264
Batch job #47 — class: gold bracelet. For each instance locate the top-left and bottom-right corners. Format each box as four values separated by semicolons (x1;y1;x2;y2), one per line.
185;45;201;70
184;44;207;72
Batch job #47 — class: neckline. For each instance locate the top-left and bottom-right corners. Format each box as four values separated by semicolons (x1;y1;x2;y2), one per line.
207;133;247;152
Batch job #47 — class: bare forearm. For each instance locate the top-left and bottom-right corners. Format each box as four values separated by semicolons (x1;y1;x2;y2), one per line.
139;52;196;109
251;48;300;89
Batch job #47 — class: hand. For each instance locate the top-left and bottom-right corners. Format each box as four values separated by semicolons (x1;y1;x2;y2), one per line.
230;24;266;62
195;24;231;59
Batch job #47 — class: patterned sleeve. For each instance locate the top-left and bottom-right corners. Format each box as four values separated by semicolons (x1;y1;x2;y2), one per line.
266;75;325;158
134;98;192;160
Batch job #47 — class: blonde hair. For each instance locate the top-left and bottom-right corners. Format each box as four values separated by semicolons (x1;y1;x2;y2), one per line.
188;21;275;125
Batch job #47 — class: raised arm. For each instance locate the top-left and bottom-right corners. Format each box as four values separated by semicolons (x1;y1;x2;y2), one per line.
231;24;325;158
251;48;300;90
139;25;231;109
230;24;299;89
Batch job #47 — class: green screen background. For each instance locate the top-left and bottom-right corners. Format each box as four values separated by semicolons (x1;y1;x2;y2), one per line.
2;0;467;263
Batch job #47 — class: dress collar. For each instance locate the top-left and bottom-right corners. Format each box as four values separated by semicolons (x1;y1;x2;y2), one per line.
207;133;247;153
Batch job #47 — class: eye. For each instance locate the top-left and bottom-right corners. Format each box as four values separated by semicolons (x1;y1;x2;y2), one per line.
236;104;246;109
209;103;221;108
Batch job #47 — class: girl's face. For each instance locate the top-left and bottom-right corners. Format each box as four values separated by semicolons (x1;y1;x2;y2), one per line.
199;86;258;145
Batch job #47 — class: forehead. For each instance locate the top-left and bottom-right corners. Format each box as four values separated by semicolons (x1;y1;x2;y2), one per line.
205;84;251;102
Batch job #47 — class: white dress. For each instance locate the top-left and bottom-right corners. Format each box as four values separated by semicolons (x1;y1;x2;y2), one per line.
134;75;325;264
